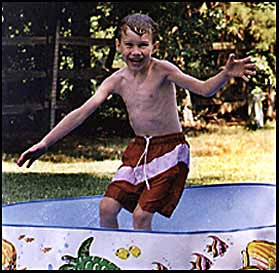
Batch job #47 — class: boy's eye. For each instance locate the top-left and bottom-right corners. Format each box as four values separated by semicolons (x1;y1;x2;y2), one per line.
124;43;149;48
139;43;149;48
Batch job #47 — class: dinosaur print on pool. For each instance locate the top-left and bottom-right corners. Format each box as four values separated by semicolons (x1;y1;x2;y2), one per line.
58;237;121;270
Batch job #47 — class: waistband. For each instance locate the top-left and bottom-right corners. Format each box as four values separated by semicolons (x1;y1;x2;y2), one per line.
134;132;187;145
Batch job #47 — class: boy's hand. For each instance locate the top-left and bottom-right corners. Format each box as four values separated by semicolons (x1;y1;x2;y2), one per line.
17;142;47;168
224;53;256;82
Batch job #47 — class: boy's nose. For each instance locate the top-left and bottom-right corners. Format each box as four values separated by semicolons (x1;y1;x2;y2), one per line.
131;47;141;55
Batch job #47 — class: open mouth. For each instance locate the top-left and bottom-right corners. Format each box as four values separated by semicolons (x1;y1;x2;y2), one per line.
128;58;144;64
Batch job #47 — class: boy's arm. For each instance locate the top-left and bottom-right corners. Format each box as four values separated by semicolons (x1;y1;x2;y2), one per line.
17;76;115;168
165;53;256;97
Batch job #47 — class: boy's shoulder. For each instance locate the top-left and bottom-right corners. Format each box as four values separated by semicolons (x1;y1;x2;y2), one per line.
152;58;177;71
108;66;128;80
103;67;128;94
151;58;179;79
109;66;124;76
104;67;126;85
152;57;169;66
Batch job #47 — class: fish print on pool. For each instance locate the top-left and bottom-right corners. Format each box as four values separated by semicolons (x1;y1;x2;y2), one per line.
239;240;276;270
1;234;276;270
206;235;229;258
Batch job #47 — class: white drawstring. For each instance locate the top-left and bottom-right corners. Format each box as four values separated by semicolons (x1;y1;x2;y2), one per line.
135;136;153;190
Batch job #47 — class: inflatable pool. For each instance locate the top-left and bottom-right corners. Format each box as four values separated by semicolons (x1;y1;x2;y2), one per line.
2;183;276;270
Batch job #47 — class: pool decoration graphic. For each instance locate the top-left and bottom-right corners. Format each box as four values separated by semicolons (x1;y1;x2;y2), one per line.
58;237;121;270
2;183;276;270
2;239;17;270
206;235;229;258
239;240;276;270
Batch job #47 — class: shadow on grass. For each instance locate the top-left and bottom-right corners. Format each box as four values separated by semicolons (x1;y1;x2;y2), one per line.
2;172;112;205
2;135;130;163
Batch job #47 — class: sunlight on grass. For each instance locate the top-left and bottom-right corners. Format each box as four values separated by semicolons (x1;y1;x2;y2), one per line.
2;160;121;175
186;124;276;184
2;124;276;183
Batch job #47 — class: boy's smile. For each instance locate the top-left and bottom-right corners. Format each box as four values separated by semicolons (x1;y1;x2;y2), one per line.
117;26;159;72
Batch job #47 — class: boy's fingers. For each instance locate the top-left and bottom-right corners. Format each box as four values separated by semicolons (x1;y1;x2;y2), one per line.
239;56;251;63
245;70;256;75
228;53;235;62
17;152;29;166
245;63;257;68
242;75;250;82
17;147;45;167
17;157;23;166
17;150;34;167
26;158;35;168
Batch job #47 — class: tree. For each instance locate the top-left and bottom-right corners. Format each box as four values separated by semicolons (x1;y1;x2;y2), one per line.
2;2;276;139
225;2;276;128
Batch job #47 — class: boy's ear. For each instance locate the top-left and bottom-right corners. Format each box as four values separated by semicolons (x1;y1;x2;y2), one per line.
152;41;160;54
115;38;121;52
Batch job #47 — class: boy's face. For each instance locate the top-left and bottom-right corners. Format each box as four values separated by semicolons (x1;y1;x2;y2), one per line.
116;26;159;72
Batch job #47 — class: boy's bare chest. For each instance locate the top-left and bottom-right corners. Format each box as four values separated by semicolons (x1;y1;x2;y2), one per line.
119;76;167;104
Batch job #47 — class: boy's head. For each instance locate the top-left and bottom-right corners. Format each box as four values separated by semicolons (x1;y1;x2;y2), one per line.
116;14;160;72
118;13;159;44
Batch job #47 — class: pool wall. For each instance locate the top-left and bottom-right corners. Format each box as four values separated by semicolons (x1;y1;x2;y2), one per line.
2;183;276;270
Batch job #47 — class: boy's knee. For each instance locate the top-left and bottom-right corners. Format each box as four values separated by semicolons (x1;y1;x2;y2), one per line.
99;197;122;228
133;210;146;223
133;206;153;228
99;197;121;218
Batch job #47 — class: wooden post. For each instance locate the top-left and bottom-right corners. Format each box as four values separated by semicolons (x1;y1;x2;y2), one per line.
50;20;60;129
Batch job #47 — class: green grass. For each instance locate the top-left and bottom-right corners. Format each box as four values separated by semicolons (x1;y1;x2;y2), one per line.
187;123;276;184
2;172;111;205
2;122;276;205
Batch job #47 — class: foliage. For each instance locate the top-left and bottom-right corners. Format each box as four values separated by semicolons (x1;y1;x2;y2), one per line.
224;2;276;127
2;2;276;135
58;2;276;126
154;3;230;109
249;53;276;92
226;2;276;51
226;2;276;94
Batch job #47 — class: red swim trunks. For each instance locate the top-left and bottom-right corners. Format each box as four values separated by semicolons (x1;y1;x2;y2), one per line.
104;132;190;218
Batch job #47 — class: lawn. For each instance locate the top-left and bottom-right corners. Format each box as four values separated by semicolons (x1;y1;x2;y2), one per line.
2;122;276;205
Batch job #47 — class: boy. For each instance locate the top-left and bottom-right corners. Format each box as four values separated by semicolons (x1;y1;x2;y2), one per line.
17;14;256;230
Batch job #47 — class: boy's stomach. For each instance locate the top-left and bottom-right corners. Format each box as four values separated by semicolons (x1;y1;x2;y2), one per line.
129;113;182;137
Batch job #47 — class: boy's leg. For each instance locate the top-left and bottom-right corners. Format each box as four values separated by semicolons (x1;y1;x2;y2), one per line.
133;204;154;230
99;197;122;228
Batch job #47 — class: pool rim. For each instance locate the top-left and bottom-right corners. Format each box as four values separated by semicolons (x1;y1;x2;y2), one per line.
2;182;276;235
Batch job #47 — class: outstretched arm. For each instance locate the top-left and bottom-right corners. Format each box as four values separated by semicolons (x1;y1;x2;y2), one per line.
165;53;256;97
17;76;115;168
